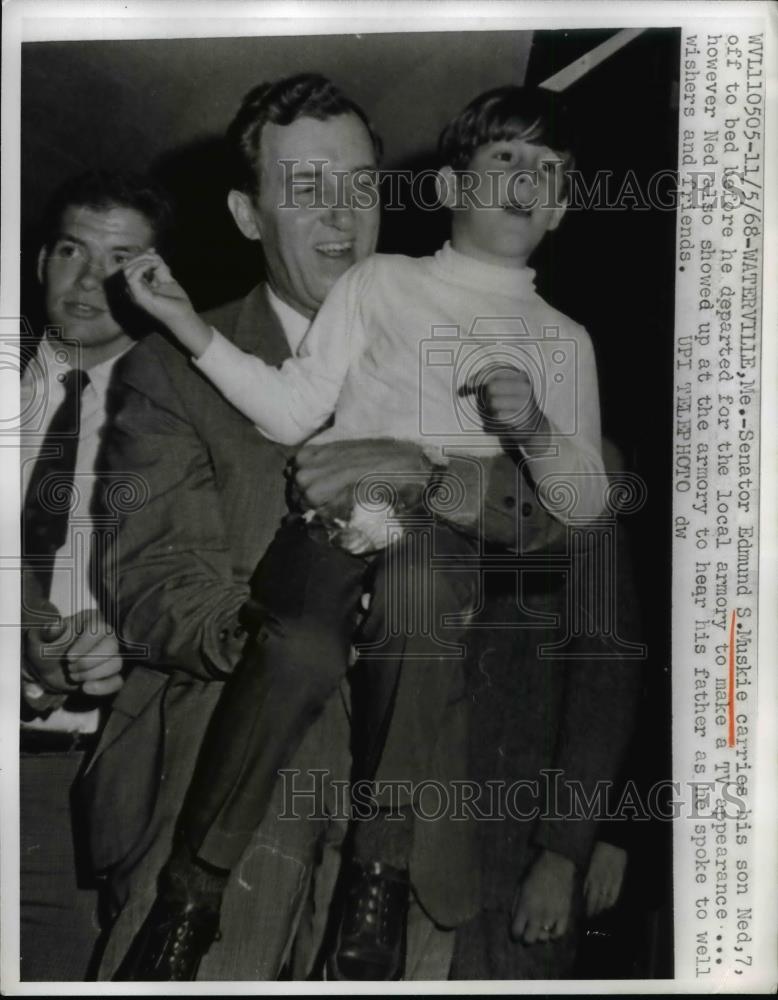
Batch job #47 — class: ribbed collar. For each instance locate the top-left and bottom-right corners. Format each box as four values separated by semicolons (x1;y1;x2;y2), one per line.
432;240;537;298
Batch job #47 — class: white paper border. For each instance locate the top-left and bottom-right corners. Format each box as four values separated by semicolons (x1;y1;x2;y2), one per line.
2;1;776;995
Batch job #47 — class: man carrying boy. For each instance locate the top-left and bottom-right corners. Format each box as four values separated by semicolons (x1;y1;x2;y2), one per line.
115;84;606;980
91;75;551;981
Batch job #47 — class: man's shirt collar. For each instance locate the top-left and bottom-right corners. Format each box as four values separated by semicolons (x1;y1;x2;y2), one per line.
24;335;133;399
265;285;310;355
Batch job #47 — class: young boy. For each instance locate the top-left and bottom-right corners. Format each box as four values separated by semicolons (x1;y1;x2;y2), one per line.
116;86;604;981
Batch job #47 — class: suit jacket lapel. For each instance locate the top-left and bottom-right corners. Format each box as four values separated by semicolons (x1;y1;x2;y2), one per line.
233;285;294;366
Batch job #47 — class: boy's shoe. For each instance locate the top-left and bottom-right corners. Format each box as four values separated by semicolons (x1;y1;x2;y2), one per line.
111;894;221;981
327;859;409;980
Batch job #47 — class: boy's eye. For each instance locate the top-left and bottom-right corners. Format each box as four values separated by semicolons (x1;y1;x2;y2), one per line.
493;150;515;163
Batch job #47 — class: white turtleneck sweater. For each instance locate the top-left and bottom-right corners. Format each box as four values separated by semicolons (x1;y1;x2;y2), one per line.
196;242;605;523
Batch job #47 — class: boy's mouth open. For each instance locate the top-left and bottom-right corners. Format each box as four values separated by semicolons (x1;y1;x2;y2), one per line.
315;240;354;258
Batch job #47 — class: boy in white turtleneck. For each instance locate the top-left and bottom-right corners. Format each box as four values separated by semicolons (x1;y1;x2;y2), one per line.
118;87;604;982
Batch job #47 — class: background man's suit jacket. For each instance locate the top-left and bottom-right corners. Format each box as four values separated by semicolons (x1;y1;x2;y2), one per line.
467;522;644;910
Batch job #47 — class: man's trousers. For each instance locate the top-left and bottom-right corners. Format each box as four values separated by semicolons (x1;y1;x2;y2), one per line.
20;743;100;980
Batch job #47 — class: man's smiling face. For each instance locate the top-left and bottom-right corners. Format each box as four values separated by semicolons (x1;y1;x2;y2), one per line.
39;203;155;364
236;112;380;319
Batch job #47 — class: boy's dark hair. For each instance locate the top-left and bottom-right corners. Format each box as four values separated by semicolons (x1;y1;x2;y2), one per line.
41;169;172;250
226;72;383;198
438;85;574;193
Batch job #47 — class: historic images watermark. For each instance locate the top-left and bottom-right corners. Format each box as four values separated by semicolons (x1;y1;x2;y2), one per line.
278;767;749;825
275;159;761;215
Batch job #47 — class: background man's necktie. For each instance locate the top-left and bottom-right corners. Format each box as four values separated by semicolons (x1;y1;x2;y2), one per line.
22;368;90;599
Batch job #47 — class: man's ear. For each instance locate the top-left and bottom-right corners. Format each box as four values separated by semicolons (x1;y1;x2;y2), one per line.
36;246;48;284
435;166;460;210
227;190;262;242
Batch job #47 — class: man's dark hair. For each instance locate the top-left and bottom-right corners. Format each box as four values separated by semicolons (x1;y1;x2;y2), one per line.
41;169;172;250
226;72;383;198
438;85;574;191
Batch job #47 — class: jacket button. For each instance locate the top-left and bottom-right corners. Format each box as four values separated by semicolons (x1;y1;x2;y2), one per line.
218;627;229;642
521;502;533;517
504;495;516;509
233;625;246;639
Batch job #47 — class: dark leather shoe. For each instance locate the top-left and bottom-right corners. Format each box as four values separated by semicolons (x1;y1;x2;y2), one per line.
112;894;221;981
328;859;409;981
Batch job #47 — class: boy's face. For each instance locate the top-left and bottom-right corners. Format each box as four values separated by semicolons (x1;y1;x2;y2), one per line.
445;137;566;267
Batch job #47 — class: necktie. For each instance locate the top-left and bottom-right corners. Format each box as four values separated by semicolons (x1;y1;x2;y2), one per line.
22;368;90;599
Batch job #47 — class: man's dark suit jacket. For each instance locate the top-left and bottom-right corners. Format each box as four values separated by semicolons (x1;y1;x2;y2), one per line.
79;286;292;903
80;283;552;952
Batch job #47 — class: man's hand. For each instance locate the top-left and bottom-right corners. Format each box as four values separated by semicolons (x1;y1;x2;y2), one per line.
511;849;576;944
24;609;124;698
583;840;627;917
482;366;549;444
63;609;125;696
123;251;213;357
23;615;78;695
294;438;432;518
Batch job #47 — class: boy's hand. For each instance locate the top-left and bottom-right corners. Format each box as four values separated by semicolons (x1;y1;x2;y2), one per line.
123;251;193;324
123;252;213;357
483;366;549;442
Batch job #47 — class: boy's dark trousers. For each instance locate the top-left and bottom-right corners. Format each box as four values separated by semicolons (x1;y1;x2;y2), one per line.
177;514;477;870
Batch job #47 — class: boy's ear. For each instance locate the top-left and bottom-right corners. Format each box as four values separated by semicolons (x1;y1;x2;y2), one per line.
227;190;262;242
546;199;568;233
36;246;48;284
435;166;460;210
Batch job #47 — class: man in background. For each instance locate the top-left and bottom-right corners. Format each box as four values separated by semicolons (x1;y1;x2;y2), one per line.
20;170;170;979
